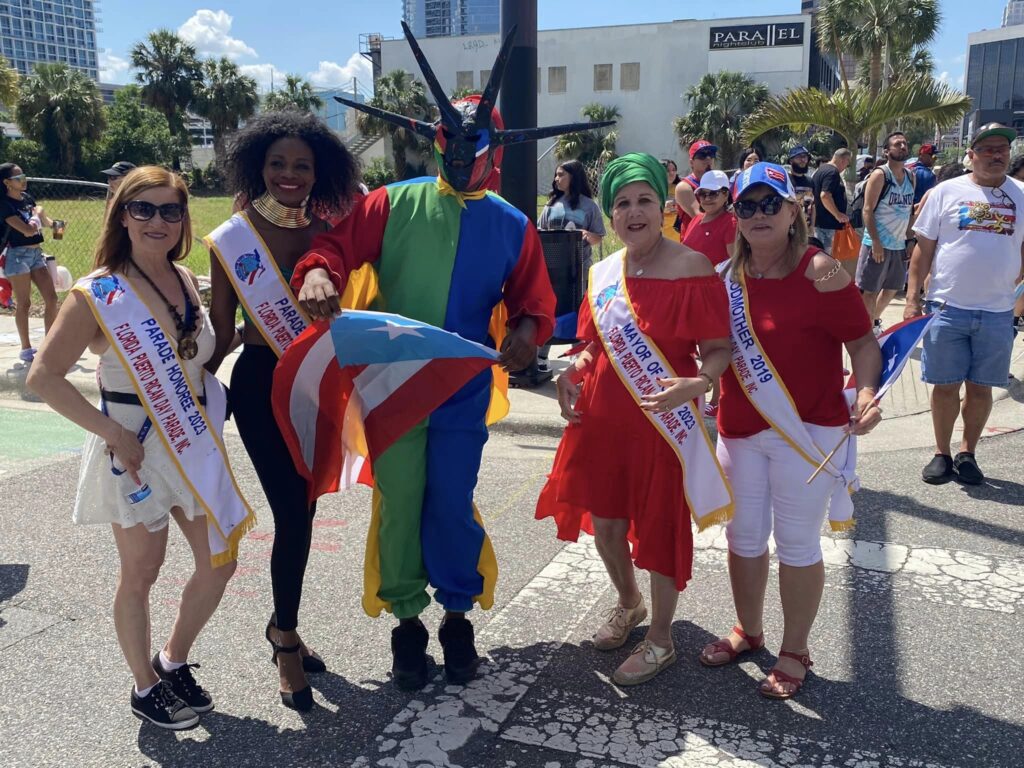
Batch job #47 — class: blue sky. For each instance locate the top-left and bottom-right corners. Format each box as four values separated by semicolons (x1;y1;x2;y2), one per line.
96;1;994;95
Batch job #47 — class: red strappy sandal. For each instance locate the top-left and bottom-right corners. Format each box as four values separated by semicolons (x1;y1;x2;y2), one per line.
759;650;813;699
699;625;765;667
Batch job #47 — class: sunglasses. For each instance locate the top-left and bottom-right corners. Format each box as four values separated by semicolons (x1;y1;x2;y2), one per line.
734;195;787;219
6;174;27;182
693;152;716;160
123;200;186;223
696;188;727;199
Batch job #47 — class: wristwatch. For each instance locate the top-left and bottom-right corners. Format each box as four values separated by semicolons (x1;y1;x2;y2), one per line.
698;372;714;393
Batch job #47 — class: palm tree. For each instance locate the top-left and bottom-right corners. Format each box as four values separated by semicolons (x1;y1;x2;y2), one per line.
263;75;324;113
0;55;18;107
15;63;104;174
192;57;260;169
674;72;770;168
554;103;620;165
856;45;935;90
354;70;436;180
130;30;203;166
817;0;940;98
742;80;971;180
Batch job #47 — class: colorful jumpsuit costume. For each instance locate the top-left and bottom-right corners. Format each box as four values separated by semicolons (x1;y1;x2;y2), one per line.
291;179;555;619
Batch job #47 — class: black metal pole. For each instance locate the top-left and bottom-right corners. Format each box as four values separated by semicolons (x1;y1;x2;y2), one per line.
499;0;537;220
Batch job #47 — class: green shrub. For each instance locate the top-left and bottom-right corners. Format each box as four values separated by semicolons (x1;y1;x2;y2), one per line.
362;157;396;190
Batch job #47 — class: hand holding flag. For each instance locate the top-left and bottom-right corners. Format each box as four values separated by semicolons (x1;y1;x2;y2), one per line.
273;310;501;503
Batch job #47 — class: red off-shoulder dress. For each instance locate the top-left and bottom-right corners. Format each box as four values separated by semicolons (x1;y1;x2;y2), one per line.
535;275;729;589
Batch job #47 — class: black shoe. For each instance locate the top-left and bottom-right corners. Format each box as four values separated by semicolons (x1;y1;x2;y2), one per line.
131;680;199;730
152;653;213;713
438;615;482;685
953;452;985;485
391;619;430;691
265;618;314;712
266;613;327;674
922;453;954;484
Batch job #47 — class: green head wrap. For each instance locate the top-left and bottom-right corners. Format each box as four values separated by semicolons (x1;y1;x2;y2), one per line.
599;152;668;218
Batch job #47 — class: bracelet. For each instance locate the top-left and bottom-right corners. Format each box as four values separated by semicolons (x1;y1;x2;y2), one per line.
698;372;714;392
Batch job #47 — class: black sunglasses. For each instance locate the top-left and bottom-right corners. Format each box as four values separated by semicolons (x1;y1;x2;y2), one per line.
734;195;787;219
693;151;716;160
696;188;727;198
123;200;186;223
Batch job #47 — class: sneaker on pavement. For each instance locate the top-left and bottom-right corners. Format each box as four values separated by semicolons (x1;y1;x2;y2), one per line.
922;454;954;485
130;680;199;730
18;347;36;363
593;599;647;651
438;614;482;685
152;653;214;713
391;619;430;691
872;320;883;338
953;452;985;485
611;639;676;686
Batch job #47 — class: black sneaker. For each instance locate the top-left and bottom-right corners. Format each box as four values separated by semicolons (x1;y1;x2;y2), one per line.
152;653;214;713
922;453;954;485
953;452;985;485
438;615;482;685
391;619;430;691
130;680;199;730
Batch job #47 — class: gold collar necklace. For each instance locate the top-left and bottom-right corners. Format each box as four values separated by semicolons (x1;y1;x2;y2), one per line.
252;191;311;229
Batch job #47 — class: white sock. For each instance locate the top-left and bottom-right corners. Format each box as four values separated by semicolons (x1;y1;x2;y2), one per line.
159;650;185;671
135;682;157;698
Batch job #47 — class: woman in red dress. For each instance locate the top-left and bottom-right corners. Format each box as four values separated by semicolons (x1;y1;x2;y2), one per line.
682;169;737;268
536;153;732;686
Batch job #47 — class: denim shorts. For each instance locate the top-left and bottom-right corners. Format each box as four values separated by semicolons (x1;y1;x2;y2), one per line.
814;227;837;254
2;245;46;277
920;301;1014;387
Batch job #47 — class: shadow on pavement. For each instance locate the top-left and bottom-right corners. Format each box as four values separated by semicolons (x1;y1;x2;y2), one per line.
0;563;30;629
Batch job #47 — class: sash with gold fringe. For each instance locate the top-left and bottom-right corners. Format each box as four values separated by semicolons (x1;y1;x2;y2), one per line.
76;272;255;564
722;264;857;530
589;250;733;530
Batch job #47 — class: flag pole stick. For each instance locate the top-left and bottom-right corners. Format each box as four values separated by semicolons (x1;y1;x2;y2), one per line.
805;432;851;485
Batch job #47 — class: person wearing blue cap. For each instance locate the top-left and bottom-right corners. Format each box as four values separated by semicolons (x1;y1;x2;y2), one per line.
786;146;815;231
700;162;882;700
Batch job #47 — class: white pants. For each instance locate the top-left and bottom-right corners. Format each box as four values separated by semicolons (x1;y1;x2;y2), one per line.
717;424;847;567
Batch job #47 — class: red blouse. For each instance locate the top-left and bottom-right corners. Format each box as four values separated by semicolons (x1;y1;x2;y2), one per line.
683;211;737;266
717;248;872;439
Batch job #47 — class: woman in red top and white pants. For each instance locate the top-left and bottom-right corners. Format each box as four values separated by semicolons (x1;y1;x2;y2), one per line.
698;163;882;699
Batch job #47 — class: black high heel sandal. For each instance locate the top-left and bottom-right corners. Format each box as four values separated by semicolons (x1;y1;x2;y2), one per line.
264;619;314;712
266;613;327;674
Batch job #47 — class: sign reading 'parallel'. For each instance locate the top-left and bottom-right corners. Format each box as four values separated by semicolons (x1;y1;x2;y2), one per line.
709;23;805;50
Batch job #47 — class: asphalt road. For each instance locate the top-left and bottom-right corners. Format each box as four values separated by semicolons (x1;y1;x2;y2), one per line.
1;398;1022;768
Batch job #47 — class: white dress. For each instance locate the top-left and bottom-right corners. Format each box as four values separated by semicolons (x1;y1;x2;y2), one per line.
73;309;216;532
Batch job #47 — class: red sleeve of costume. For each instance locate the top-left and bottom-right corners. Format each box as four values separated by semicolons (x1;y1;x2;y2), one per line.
504;222;556;345
291;187;391;294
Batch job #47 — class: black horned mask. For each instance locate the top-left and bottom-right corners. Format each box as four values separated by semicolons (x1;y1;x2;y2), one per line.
336;21;616;192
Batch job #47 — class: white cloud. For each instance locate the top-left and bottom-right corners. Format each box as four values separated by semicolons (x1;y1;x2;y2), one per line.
937;70;951;85
98;48;131;84
178;10;256;60
306;53;372;91
239;63;288;93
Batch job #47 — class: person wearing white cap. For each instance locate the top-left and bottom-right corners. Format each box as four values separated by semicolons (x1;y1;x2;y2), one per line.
682;169;736;268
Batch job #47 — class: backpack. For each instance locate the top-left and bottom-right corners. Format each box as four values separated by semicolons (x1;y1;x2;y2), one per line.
848;166;915;229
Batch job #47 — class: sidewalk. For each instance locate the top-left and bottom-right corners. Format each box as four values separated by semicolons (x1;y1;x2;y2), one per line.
3;298;1022;454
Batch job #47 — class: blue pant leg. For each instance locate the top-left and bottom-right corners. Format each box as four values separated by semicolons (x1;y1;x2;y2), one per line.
421;369;492;612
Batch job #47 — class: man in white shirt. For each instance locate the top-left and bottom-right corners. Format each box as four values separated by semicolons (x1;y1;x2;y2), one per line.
906;123;1024;485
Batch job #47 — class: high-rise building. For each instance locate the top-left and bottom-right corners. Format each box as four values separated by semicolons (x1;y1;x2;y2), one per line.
403;0;499;38
966;25;1024;136
0;0;100;80
1004;0;1024;27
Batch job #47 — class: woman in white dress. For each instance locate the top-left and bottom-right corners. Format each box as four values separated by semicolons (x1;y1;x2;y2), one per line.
28;167;236;730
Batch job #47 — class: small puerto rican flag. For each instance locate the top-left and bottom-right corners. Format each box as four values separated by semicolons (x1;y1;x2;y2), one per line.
846;314;936;400
272;311;500;503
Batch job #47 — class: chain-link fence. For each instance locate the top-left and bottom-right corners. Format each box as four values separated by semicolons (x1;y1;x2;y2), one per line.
15;177;111;283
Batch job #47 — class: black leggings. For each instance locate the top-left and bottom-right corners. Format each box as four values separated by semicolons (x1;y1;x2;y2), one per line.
231;344;316;632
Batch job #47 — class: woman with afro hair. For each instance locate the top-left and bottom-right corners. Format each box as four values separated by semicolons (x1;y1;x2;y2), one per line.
204;109;357;711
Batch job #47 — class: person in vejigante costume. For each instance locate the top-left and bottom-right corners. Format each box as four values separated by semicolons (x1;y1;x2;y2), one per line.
291;22;612;690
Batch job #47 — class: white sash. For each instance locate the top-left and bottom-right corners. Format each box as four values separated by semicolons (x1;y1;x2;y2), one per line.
204;213;309;358
589;251;733;530
76;272;255;564
722;264;857;530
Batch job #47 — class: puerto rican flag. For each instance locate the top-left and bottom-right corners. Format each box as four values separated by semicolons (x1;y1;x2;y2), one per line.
845;314;936;400
272;310;501;503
